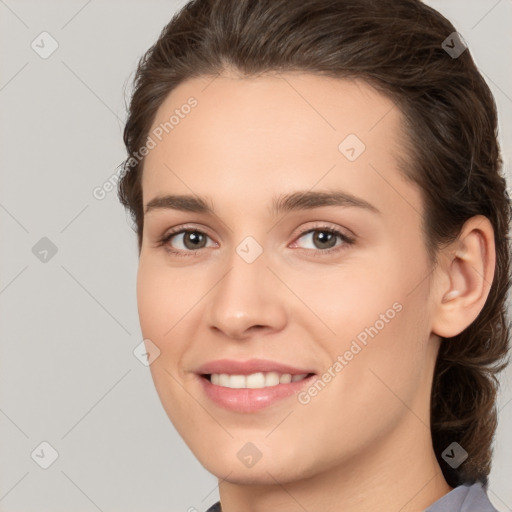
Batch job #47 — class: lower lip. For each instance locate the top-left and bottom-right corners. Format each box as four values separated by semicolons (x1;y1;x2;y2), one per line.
197;374;316;413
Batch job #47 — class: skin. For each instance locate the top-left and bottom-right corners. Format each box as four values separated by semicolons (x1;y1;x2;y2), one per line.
137;70;495;512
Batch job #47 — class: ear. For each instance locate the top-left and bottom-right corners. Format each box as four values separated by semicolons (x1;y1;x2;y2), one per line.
431;215;496;339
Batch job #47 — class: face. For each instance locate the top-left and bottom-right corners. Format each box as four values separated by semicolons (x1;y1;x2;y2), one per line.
137;72;441;484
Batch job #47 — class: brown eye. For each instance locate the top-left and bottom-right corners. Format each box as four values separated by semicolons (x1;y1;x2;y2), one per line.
311;230;338;250
180;231;208;250
160;229;214;255
295;228;351;251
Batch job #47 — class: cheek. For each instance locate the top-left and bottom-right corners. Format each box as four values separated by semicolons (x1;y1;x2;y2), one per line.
136;257;200;341
288;257;401;337
136;260;201;422
310;243;430;343
297;250;432;403
136;262;166;339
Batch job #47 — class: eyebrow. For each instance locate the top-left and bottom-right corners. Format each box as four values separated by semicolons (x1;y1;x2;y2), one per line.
144;190;381;216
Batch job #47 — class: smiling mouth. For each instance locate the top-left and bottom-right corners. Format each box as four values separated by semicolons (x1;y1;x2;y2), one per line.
201;372;316;389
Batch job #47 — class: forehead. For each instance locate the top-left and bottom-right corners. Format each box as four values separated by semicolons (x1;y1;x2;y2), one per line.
145;71;401;157
141;72;419;221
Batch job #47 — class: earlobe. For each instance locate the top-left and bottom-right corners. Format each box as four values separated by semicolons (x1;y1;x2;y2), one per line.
431;215;495;339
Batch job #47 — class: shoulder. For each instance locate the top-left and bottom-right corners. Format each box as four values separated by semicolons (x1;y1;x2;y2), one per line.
204;502;221;512
425;482;498;512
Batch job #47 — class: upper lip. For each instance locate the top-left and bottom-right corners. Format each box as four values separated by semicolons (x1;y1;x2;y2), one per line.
195;358;316;376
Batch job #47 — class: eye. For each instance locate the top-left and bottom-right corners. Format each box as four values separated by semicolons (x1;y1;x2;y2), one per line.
291;225;355;255
158;228;216;257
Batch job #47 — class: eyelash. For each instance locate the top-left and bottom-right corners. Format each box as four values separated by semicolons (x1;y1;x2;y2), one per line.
156;223;355;259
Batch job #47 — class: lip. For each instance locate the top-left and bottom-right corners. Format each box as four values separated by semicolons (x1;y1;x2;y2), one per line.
195;358;316;376
194;358;317;413
197;373;316;413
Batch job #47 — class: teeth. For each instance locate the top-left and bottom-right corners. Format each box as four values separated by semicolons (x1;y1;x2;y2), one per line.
265;371;280;386
279;373;292;384
228;375;246;388
246;372;265;388
209;372;309;389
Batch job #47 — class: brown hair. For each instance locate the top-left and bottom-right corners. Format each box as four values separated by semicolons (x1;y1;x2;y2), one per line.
118;0;511;487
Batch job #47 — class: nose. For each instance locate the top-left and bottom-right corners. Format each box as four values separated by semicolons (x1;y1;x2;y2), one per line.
205;248;288;341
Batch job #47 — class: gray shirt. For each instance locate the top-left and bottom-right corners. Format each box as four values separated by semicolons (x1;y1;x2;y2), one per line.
425;482;498;512
204;482;497;511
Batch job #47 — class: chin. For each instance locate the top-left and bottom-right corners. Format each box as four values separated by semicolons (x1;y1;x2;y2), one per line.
197;446;320;486
202;460;293;485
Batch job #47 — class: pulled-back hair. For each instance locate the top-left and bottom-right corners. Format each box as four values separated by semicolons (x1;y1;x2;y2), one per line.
118;0;511;487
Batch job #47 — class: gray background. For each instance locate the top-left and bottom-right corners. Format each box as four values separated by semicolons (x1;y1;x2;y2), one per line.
0;1;510;511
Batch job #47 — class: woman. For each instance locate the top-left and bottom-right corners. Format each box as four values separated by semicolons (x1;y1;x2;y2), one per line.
118;0;511;510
